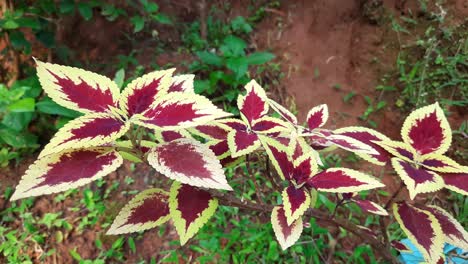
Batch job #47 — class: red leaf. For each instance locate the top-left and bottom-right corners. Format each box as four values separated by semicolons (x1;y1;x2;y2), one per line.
271;205;303;250
402;103;451;155
11;148;122;200
107;189;170;234
227;129;260;157
393;202;443;263
354;200;388;216
306;104;328;130
440;172;468;195
148;139;232;190
167;74;194;93
282;186;310;225
238;80;268;124
307;168;384;193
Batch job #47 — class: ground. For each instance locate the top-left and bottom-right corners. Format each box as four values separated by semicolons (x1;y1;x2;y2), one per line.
0;0;466;263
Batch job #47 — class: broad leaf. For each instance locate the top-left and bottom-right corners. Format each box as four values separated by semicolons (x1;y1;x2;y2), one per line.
307;168;384;193
118;69;174;116
440;172;468;195
35;60;120;114
271;206;303;250
282;186;310;225
147;138;232;190
393;202;443;263
423;205;468;250
107;188;170;234
401;102;451;155
420;154;466;173
39;113;129;158
167;74;195;93
169;182;218;245
391;158;444;199
11;148;122;200
133;92;231;130
306;104;328;130
154;130;191;143
251;116;288;134
227;129;260;157
237;80;268;124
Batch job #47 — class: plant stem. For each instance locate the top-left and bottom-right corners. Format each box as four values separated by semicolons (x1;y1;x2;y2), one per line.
246;154;264;204
209;190;398;263
384;182;405;210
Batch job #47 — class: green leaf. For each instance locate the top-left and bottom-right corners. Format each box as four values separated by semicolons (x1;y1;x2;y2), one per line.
36;98;81;118
2;20;19;29
231;16;252;33
59;0;75;14
0;129;38;148
118;151;143;163
196;51;223;66
1;112;33;131
7;98;35;112
220;35;247;57
113;68;125;89
130;16;145;33
226;57;248;79
8;31;31;53
78;3;93;21
152;13;172;25
245;52;275;65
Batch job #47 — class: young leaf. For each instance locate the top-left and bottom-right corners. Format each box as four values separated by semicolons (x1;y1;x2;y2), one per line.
11;148;122;201
169;182;218;245
245;52;275;65
271;206;303;250
107;189;170;234
35;60;120;114
306;104;328;131
401;102;451;155
420;154;466;173
354;200;388;216
147;138;232;190
118;68;174;116
393;202;443;263
227;129;260;157
237;80;269;124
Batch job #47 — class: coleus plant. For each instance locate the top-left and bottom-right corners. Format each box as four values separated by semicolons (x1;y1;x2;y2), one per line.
8;60;467;262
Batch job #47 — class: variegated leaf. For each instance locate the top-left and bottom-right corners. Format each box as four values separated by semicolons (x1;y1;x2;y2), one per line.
227;129;261;157
393;202;443;263
327;133;378;155
107;189;170;234
207;140;230;160
169;182;218;245
440;172;468;195
251;116;288;134
11;148;122;200
39;113;129;158
391;158;444;199
354;200;388;216
334;126;391;165
190;122;231;141
423;206;468;250
147;138;232;190
292;153;318;186
307;168;384;193
133;92;231;130
237;80;269;124
282;186;310;225
271;205;303;250
118;69;174;116
154;129;192;143
35;60;120;114
391;240;412;253
267;99;298;125
420;154;466;173
167;74;195;93
261;137;293;180
401;102;451;155
376;140;415;163
306;104;328;130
